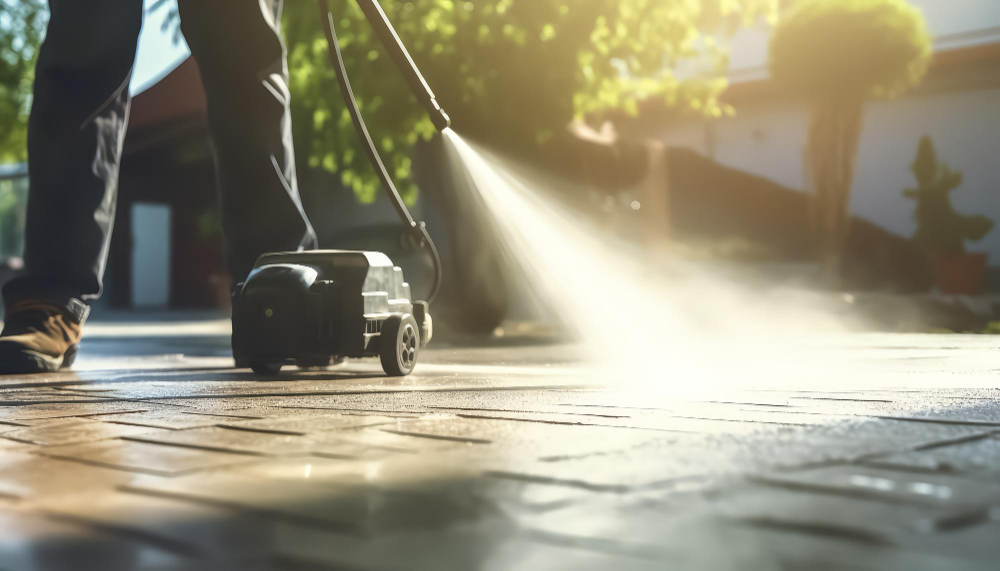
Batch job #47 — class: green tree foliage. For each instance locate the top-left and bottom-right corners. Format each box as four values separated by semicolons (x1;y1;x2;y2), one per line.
0;1;778;198
0;0;46;163
284;0;777;202
769;0;931;100
904;136;993;255
767;0;931;275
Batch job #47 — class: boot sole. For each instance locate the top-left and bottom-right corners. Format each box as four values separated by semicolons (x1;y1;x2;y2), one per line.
0;344;77;374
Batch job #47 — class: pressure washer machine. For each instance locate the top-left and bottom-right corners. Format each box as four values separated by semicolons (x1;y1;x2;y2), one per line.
232;1;450;376
232;251;432;376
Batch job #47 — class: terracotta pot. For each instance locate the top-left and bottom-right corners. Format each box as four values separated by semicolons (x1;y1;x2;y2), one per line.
931;252;988;295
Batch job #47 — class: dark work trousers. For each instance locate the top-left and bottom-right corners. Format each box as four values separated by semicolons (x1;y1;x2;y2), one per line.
2;0;317;310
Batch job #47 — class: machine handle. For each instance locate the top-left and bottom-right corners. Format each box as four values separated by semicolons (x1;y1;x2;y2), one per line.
318;0;444;304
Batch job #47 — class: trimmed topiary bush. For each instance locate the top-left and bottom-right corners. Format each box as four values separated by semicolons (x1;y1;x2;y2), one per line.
770;0;932;101
904;136;993;255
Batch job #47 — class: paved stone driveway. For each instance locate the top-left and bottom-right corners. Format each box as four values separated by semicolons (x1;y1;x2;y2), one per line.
1;319;998;570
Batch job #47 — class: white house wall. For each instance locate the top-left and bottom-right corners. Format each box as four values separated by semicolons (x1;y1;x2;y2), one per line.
658;0;1000;264
711;98;811;192
659;86;1000;263
853;87;1000;262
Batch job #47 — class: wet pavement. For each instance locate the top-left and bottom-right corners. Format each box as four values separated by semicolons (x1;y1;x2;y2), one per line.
1;315;999;570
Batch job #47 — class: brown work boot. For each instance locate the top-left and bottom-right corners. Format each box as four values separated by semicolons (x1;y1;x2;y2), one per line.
0;299;88;374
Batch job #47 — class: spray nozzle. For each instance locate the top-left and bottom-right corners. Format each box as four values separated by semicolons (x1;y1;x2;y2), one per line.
430;99;451;132
354;0;452;133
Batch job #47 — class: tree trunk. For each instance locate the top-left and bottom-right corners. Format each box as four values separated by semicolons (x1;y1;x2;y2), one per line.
639;139;671;255
808;101;864;284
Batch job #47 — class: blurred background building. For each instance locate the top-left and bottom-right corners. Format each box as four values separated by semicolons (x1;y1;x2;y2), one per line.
641;0;1000;278
0;0;997;332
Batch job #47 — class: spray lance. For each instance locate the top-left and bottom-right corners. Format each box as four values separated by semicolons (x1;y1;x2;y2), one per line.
318;0;451;304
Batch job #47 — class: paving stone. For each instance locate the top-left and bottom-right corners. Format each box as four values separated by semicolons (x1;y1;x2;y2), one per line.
430;400;781;422
180;410;266;420
270;403;426;417
0;392;113;405
474;476;596;512
124;467;490;535
715;486;983;543
519;495;780;563
0;507;190;569
0;390;69;407
230;455;484;494
133;559;275;571
486;424;948;491
4;333;1000;569
784;399;1000;427
752;464;1000;513
554;392;800;412
637;406;857;427
865;435;1000;474
1;417;90;431
0;452;160;499
490;453;714;490
124;426;397;459
449;408;800;435
323;427;466;453
276;527;675;571
786;418;990;457
36;491;287;560
0;404;149;424
383;416;682;459
0;438;32;452
52;385;121;393
217;413;404;435
271;520;503;570
124;427;323;457
37;439;261;476
900;518;1000;563
303;432;437;459
95;375;581;404
98;409;256;430
479;538;675;571
1;419;166;446
705;523;980;571
522;485;959;560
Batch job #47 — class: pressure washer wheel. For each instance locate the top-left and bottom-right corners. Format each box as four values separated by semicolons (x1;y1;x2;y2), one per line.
250;361;283;375
380;314;420;376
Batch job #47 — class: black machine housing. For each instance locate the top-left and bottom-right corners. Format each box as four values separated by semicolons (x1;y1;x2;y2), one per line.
233;251;432;376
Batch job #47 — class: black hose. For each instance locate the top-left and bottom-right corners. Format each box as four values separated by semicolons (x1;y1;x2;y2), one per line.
318;0;443;305
352;0;451;131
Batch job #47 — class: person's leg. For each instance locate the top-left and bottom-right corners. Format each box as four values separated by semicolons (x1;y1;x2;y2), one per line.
0;0;143;373
2;0;143;306
177;0;316;282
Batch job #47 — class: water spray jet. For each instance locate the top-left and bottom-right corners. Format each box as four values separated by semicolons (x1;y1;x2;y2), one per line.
441;133;861;395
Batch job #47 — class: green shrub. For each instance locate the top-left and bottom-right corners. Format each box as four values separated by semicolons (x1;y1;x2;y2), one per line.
769;0;932;101
904;136;993;255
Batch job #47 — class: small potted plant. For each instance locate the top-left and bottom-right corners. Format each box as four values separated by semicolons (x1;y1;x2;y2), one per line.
904;136;993;295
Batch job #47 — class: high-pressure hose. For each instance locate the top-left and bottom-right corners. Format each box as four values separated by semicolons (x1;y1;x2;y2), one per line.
318;0;448;305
